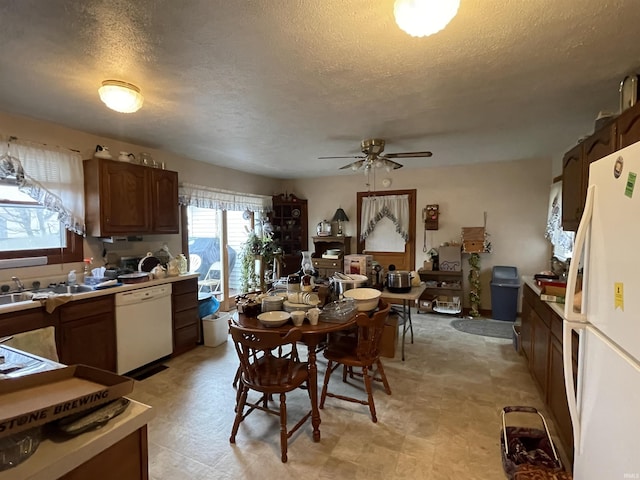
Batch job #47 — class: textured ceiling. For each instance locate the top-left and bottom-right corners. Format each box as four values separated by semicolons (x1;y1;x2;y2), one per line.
1;1;640;178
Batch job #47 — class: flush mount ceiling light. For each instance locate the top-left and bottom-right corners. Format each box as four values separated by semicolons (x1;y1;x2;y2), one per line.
394;0;460;37
98;80;144;113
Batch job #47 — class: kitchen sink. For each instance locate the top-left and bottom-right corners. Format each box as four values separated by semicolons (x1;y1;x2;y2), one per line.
0;292;34;305
0;285;95;306
38;284;94;295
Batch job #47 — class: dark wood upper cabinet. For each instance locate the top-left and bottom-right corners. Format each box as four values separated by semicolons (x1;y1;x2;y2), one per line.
84;158;179;236
150;169;179;234
561;143;583;231
562;121;616;231
617;103;640;149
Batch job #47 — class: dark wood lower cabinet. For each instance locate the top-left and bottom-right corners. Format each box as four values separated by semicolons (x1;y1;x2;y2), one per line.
521;283;579;463
172;277;200;355
60;426;149;480
531;309;550;394
59;296;116;371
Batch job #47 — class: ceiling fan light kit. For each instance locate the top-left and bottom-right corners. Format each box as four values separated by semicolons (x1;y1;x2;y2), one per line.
394;0;460;37
98;80;144;113
319;138;433;173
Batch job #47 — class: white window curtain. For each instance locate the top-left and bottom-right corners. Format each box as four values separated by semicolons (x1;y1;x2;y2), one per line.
360;194;410;242
0;136;85;235
545;181;574;260
178;183;272;212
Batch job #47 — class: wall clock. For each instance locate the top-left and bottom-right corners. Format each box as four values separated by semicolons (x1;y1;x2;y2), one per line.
619;74;639;112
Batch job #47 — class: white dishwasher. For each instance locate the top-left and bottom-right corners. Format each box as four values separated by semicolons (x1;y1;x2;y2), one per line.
115;284;173;375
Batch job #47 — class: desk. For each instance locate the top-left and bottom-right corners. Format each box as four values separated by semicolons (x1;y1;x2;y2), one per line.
232;312;356;442
380;285;426;361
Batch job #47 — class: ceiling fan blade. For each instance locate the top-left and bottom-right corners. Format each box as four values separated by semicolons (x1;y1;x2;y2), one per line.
339;159;365;170
384;151;433;158
318;155;365;160
383;159;403;170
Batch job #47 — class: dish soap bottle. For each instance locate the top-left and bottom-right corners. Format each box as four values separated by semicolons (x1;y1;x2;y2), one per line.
83;258;93;282
67;270;77;286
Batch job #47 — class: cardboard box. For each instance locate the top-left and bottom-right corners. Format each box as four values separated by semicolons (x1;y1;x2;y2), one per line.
0;365;134;438
422;260;433;271
438;245;461;271
542;284;567;297
344;254;373;276
379;315;398;358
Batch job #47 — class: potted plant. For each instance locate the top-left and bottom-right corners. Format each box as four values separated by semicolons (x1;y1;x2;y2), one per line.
239;230;280;293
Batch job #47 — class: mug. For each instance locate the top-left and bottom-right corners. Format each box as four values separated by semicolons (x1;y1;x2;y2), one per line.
291;310;306;326
306;307;321;325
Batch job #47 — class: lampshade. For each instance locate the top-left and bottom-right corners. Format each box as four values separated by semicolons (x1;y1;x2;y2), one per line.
394;0;460;37
98;80;144;113
332;208;349;222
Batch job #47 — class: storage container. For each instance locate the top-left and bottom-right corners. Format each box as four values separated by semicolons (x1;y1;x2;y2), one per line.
203;312;231;347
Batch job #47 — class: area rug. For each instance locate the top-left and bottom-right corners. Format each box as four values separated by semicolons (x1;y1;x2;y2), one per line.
450;318;513;339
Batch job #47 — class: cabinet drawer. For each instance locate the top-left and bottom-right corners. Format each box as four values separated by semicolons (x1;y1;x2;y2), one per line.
172;278;198;295
174;292;198;312
174;307;198;330
312;258;342;270
60;296;113;323
533;298;552;327
174;324;198;353
550;311;563;341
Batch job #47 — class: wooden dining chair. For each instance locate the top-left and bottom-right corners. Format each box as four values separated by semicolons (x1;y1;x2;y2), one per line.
319;299;392;423
229;323;312;463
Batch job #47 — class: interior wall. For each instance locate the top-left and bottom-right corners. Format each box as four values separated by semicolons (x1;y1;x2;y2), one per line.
0;111;280;287
284;156;552;312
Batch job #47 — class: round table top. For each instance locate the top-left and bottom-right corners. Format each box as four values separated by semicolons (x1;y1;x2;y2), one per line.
233;311;356;338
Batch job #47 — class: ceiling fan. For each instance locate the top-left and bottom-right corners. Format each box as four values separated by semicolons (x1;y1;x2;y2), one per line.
318;138;433;172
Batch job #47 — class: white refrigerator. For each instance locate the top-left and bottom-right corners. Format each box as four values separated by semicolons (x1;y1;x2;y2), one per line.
563;140;640;479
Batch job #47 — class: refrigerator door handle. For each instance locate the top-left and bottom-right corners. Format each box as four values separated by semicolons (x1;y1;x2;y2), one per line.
564;184;594;323
563;320;583;453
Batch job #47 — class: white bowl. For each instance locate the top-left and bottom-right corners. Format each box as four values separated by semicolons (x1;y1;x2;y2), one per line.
257;311;291;327
343;288;382;312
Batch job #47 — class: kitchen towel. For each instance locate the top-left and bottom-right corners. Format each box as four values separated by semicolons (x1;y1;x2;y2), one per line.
39;294;72;313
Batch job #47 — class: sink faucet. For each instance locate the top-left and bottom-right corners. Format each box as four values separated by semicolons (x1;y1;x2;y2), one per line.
11;276;24;292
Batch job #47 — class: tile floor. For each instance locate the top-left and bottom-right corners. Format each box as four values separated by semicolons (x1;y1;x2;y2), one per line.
129;313;564;480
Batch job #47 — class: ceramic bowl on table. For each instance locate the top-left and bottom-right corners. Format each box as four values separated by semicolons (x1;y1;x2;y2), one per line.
257;311;291;327
343;287;382;312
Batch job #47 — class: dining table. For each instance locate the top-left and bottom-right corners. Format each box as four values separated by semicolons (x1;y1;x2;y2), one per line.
232;311;356;442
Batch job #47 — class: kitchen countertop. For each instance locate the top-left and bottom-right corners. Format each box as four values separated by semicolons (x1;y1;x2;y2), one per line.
0;399;154;480
0;273;200;315
522;275;565;317
0;347;154;480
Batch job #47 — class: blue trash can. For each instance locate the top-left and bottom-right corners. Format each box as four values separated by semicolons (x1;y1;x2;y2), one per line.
490;266;520;321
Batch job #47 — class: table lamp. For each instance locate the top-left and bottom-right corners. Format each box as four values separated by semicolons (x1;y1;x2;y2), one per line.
332;208;349;236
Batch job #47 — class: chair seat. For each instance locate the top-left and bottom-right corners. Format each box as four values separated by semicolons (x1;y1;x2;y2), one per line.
243;357;309;391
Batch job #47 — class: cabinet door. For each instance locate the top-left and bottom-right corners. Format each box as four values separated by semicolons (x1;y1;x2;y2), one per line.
548;335;574;457
582;124;616;202
520;298;532;360
531;309;550;398
617;103;640;149
100;161;150;234
60;312;116;371
151;169;179;233
561;143;583;231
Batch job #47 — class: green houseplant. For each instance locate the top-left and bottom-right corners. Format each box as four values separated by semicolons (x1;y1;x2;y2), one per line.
239;230;280;293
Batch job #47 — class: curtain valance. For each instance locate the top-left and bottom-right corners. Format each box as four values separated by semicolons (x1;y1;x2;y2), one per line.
179;183;272;212
0;136;85;236
360;194;409;242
